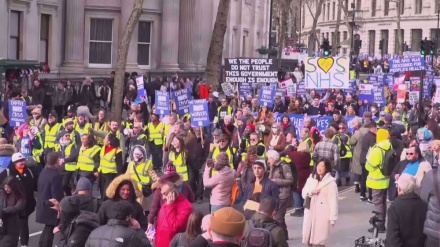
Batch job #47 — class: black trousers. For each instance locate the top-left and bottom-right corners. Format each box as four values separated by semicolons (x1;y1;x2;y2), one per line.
196;170;205;200
275;198;291;239
38;224;55;247
62;172;74;196
99;173;118;200
54;105;64;123
19;213;30;245
148;142;163;170
360;163;372;199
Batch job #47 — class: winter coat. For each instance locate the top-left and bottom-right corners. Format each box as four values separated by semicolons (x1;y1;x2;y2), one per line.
420;169;440;239
0;187;26;247
76;194;95;213
31;85;45;106
98;174;147;231
86;219;152;247
386;192;427;247
264;132;286;152
148;174;194;225
243;176;280;203
0;144;14;173
155;194;193;247
242;212;288;247
360;131;376;165
349;127;369;175
302;173;338;245
53;88;68;107
393;159;432;193
0;163;37;217
35;166;64;225
268;160;294;200
203;166;235;206
53;210;100;247
170;232;193;247
287;150;311;192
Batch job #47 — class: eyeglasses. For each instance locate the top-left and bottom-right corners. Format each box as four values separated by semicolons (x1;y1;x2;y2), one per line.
219;139;227;143
250;138;257;141
339;127;345;130
406;152;414;155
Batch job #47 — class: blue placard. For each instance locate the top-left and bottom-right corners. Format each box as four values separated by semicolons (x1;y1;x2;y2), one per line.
8;100;27;127
172;89;193;115
238;82;253;98
189;99;210;127
258;86;275;107
389;56;426;73
155;90;170;115
372;81;385;106
275;89;286;105
297;81;306;97
359;87;374;102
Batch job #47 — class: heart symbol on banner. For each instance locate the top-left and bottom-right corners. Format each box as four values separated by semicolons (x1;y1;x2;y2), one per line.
317;57;334;73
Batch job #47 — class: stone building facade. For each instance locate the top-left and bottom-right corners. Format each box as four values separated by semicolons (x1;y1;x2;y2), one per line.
1;0;271;77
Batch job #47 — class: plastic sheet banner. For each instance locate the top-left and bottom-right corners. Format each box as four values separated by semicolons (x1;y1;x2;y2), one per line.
189;99;210;127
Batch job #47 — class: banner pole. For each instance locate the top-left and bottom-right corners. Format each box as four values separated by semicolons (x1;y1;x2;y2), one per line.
200;127;204;149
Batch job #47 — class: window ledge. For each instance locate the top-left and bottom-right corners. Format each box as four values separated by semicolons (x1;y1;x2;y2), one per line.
88;64;112;69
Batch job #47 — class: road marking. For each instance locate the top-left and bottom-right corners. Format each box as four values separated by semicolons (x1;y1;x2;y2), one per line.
285;185;355;215
29;231;42;237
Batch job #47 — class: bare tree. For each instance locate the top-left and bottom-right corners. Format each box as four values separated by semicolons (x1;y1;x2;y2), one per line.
391;0;403;55
305;0;326;56
332;0;343;55
277;0;294;67
205;0;231;88
111;0;144;120
341;0;353;54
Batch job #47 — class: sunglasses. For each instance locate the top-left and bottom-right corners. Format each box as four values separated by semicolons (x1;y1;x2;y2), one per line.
406;152;414;155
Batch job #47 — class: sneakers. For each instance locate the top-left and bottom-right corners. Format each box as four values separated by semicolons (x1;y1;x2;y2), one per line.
290;208;304;217
367;198;374;204
359;196;367;201
368;225;386;233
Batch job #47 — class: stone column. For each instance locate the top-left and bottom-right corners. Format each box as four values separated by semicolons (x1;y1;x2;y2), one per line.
121;0;138;69
64;0;85;66
160;0;180;70
178;0;196;70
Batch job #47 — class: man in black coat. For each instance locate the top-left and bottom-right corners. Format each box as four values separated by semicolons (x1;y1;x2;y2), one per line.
0;152;37;247
386;174;427;247
359;121;377;201
36;151;64;247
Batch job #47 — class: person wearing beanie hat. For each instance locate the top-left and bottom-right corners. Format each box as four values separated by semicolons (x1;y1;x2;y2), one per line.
30;105;47;132
209;207;245;243
53;195;99;247
203;152;236;213
365;127;392;233
85;200;151;246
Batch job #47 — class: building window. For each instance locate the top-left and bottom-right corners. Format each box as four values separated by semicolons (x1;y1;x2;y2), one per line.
371;0;376;17
381;30;389;54
332;2;335;20
137;21;151;66
40;14;50;64
384;0;389;16
431;28;440;48
9;11;20;59
327;3;330;20
242;34;247;57
89;18;113;65
411;29;422;52
394;29;404;54
322;4;326;21
415;0;422;14
343;31;348;41
368;30;376;54
356;0;361;10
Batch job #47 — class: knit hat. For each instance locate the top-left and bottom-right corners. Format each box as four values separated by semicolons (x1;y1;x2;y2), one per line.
48;110;58;119
60;196;81;214
76;177;92;192
12;153;25;163
216;152;229;167
376;129;390;143
64;118;74;126
246;124;256;132
159;172;181;184
210;207;245;237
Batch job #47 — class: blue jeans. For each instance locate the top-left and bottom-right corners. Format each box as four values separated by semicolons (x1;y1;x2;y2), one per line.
292;191;303;209
211;205;228;213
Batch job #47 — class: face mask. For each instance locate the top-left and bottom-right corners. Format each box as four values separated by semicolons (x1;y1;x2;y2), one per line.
272;128;278;134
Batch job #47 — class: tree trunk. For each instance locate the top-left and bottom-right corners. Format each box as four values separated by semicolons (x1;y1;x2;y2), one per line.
205;0;231;88
306;0;325;56
396;0;402;55
341;0;352;54
332;0;343;55
278;0;292;67
111;0;144;120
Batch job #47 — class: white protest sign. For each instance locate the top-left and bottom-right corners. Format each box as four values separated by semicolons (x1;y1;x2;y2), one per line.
409;91;419;105
221;83;234;96
304;56;350;89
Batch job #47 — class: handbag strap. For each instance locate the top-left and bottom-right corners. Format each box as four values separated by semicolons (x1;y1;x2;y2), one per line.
132;162;143;183
432;169;440;208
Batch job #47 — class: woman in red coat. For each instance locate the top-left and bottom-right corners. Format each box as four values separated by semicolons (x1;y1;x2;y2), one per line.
155;182;193;247
287;141;311;217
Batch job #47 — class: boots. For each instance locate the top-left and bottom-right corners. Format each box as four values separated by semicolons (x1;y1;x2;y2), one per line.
355;183;360;193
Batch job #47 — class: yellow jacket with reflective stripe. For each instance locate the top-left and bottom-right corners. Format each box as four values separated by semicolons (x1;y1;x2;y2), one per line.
217;106;232;120
365;140;391;189
169;150;188;181
75;123;92;136
148;122;164;145
77;145;100;172
304;138;314;166
32;133;44;163
129;159;153;190
94;121;110;145
55;143;77;171
99;146;121;174
163;123;171;144
336;134;353;159
212;146;235;176
281;144;292;163
44;123;61;149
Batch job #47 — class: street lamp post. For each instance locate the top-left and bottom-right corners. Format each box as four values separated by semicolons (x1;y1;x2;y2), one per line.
268;0;274;51
350;2;355;55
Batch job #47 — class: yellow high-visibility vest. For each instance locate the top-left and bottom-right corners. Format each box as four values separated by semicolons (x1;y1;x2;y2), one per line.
129;160;153;190
77;145;100;171
55;143;77;172
281;144;292;163
44;123;61;149
148;122;164;145
75;123;92;136
212;146;235;176
94;121;110;145
169;150;188;181
99;147;121;174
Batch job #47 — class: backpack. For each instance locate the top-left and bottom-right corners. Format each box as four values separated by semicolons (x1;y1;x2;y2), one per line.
244;220;278;247
378;145;398;176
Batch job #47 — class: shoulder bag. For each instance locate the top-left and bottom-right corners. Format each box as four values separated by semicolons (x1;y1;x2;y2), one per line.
133;163;153;197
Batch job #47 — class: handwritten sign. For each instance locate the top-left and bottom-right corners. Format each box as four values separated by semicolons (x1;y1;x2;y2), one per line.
224;58;278;84
304;56;349;89
155;91;170;115
389;56;426;73
8;100;27;127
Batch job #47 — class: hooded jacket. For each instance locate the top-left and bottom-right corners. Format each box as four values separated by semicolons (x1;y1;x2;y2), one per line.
53;210;100;247
98;174;148;231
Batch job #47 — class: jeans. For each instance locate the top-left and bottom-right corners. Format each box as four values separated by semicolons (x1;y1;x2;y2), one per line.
293;191;304;209
372;189;387;224
99;100;109;110
38;224;55;247
19;214;30;245
211;205;228;213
